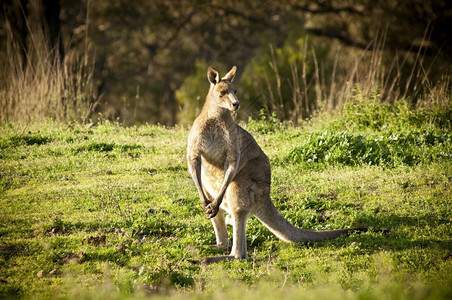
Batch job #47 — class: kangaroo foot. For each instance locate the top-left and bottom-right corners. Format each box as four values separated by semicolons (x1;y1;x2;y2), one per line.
198;255;235;265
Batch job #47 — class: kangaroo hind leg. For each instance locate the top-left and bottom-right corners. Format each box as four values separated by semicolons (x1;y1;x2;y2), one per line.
211;208;229;251
229;210;249;259
227;183;255;259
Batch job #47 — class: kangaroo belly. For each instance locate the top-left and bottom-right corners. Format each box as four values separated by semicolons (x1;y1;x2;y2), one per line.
201;157;224;198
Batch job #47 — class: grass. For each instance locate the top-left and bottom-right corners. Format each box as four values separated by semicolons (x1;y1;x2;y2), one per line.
1;98;451;299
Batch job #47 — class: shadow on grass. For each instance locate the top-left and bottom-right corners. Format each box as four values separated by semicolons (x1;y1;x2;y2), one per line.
349;212;452;252
295;212;452;254
258;211;452;256
355;212;450;229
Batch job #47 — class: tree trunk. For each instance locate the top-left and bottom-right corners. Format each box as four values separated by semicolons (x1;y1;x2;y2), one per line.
42;0;64;62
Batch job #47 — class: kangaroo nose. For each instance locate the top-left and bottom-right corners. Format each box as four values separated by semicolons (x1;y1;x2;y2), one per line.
228;94;240;111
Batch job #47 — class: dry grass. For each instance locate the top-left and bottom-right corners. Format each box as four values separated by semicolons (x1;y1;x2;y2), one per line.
261;28;449;123
0;6;97;124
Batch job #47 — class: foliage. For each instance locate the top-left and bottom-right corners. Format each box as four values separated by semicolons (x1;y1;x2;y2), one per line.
286;87;452;169
175;60;212;125
287;128;450;168
243;109;286;134
240;30;332;122
1;2;451;298
2;0;451;125
338;86;452;131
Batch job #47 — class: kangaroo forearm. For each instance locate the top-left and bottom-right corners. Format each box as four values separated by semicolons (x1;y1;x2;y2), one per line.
214;176;232;205
214;160;238;204
188;156;209;207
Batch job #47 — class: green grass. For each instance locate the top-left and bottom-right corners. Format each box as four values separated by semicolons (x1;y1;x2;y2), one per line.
1;99;451;299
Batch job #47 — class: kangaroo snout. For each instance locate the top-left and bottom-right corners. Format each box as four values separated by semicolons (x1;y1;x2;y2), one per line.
231;100;240;111
229;94;240;111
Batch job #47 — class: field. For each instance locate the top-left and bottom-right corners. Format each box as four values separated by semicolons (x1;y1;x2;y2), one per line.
1;99;451;299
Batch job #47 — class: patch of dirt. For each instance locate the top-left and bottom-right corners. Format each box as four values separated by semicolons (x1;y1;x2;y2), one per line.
0;244;23;258
59;252;85;265
83;234;107;246
0;244;19;253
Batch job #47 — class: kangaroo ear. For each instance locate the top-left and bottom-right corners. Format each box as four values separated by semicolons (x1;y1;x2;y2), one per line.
222;66;237;82
207;66;220;85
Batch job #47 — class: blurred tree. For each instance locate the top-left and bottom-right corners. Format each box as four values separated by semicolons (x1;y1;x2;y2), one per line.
1;0;28;69
42;0;64;62
1;0;64;65
1;0;450;124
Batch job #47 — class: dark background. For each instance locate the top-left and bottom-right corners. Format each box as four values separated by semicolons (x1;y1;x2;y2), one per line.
1;0;451;125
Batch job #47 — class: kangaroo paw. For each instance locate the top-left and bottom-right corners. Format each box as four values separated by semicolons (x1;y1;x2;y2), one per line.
204;203;220;219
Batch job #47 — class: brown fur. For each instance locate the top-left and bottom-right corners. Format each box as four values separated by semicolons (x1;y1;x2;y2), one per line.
187;66;365;260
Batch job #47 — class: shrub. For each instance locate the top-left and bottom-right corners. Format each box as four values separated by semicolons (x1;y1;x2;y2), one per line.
287;128;450;168
243;109;285;133
337;86;452;131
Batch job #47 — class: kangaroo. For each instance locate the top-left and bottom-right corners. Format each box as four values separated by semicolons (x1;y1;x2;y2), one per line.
187;66;366;260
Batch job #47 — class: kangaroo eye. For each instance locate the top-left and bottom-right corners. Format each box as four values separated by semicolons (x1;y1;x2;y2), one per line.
219;91;226;97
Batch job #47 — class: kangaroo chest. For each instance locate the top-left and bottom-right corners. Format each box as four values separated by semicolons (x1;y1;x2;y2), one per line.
199;118;236;167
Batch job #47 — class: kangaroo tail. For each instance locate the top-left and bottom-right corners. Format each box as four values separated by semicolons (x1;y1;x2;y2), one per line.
253;199;366;242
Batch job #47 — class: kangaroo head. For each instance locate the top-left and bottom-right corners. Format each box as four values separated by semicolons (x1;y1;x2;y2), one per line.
207;66;240;112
